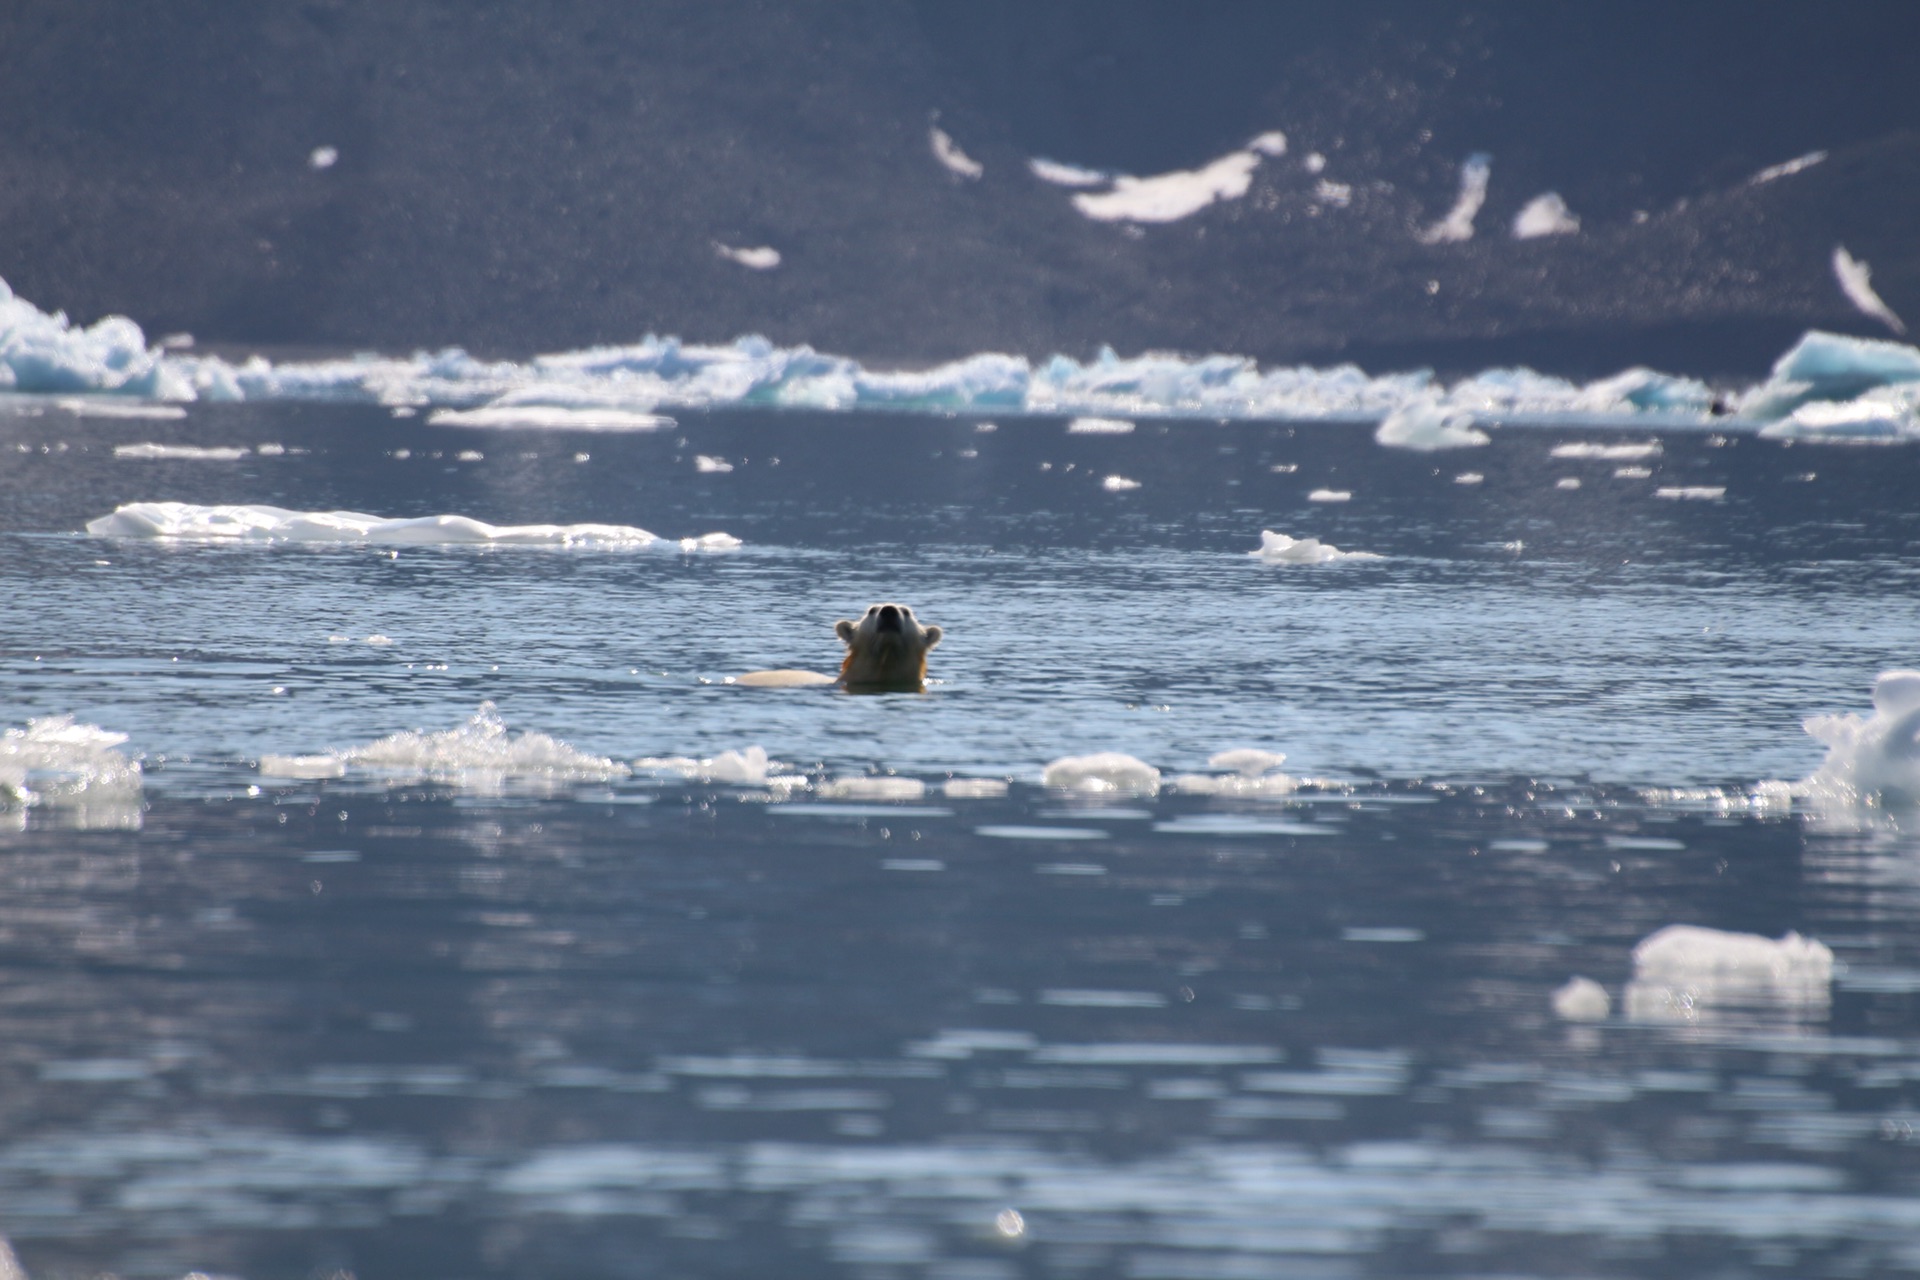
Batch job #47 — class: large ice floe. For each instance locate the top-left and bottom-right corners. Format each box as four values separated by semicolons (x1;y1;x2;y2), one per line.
1794;670;1920;811
0;716;144;829
6;275;1920;436
1624;924;1834;1028
260;703;628;792
85;502;739;551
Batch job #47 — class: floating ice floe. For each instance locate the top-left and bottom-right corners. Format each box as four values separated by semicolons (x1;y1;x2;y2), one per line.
58;398;187;420
259;754;347;780
1652;486;1724;500
1067;416;1134;434
1796;670;1920;810
1306;488;1351;503
1550;441;1661;460
633;746;805;789
1168;748;1300;797
426;405;674;431
1041;752;1161;795
1100;475;1140;492
1831;246;1907;336
0;277;189;397
1624;924;1834;1026
820;776;927;802
1550;976;1611;1022
1249;530;1380;564
1512;192;1579;239
1027;157;1109;188
84;502;739;550
1738;329;1920;423
1374;400;1488;450
942;777;1009;799
112;443;249;460
1761;387;1920;443
0;715;144;828
295;702;631;789
1418;153;1491;245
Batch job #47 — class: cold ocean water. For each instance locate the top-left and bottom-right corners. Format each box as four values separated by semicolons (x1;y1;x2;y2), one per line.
6;390;1920;1278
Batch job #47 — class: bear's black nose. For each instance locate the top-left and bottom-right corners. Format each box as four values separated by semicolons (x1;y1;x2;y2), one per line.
877;604;903;632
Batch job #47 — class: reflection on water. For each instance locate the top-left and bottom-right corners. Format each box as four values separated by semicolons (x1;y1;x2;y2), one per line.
2;778;1919;1277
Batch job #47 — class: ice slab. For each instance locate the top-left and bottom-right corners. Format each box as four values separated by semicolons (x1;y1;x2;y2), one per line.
634;746;795;786
426;405;674;431
1551;976;1611;1022
1249;530;1380;564
1798;670;1920;808
85;502;739;550
1512;192;1579;239
112;442;249;460
1418;153;1491;245
1374;401;1488;450
1739;330;1920;422
929;126;982;180
1831;246;1907;336
1071;149;1262;223
1550;441;1661;460
0;715;143;828
342;702;629;786
820;777;927;802
1167;747;1300;797
1067;416;1134;434
1041;752;1161;795
1625;924;1834;1026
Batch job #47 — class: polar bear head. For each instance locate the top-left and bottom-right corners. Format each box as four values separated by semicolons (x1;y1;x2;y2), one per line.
836;603;942;691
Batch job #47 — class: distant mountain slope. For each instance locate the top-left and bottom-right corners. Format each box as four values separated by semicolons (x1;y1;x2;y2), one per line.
0;0;1913;375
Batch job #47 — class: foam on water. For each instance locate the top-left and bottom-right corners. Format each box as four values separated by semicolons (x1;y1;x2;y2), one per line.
1796;670;1920;809
6;275;1920;432
1249;530;1380;564
0;715;143;827
1373;400;1488;450
85;502;739;550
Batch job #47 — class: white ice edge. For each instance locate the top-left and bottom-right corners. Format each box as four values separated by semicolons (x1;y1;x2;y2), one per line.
1;715;144;826
4;275;1917;434
84;502;741;550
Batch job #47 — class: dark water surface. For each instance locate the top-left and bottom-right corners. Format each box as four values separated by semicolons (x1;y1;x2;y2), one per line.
4;405;1920;1278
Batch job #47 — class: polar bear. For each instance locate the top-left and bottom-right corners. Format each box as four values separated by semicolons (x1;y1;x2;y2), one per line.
734;602;943;692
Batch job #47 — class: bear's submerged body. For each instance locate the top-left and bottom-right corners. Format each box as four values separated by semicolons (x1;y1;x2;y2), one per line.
735;603;942;693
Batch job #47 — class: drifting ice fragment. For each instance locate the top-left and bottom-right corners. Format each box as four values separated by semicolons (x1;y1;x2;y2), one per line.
0;715;143;824
1068;416;1134;434
1041;753;1161;795
1374;401;1488;450
1551;977;1611;1022
344;702;629;784
1028;158;1108;188
1072;150;1262;224
1306;489;1351;503
1797;670;1920;808
113;443;248;460
929;126;983;180
1101;475;1141;492
84;503;738;550
1625;924;1833;1026
1748;151;1826;184
1249;530;1380;564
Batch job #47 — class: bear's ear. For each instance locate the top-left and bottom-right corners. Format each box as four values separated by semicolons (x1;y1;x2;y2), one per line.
835;619;857;645
922;625;943;650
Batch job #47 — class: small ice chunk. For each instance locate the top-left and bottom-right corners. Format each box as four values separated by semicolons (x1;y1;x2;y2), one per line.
1513;192;1580;239
714;243;782;271
1306;488;1351;503
1068;416;1134;434
308;145;339;170
428;406;674;431
112;443;247;460
1209;748;1288;776
1303;152;1327;174
1101;475;1140;492
1614;465;1653;478
60;400;189;421
456;450;484;462
1630;925;1832;995
1555;477;1582;490
1249;530;1380;564
345;702;629;784
259;754;348;779
1041;752;1160;795
943;778;1009;799
1552;976;1611;1022
256;443;286;456
1247;131;1288;157
1028;157;1108;188
1418;152;1491;245
1375;401;1488;451
820;776;927;801
1653;486;1724;500
930;126;983;180
1831;246;1908;336
1454;472;1484;485
1798;669;1920;807
695;455;734;473
1551;441;1661;460
1072;150;1262;223
1313;179;1352;208
0;714;144;822
636;746;778;784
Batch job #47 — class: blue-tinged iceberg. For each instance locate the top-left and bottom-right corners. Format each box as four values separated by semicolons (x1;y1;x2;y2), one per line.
6;275;1920;435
